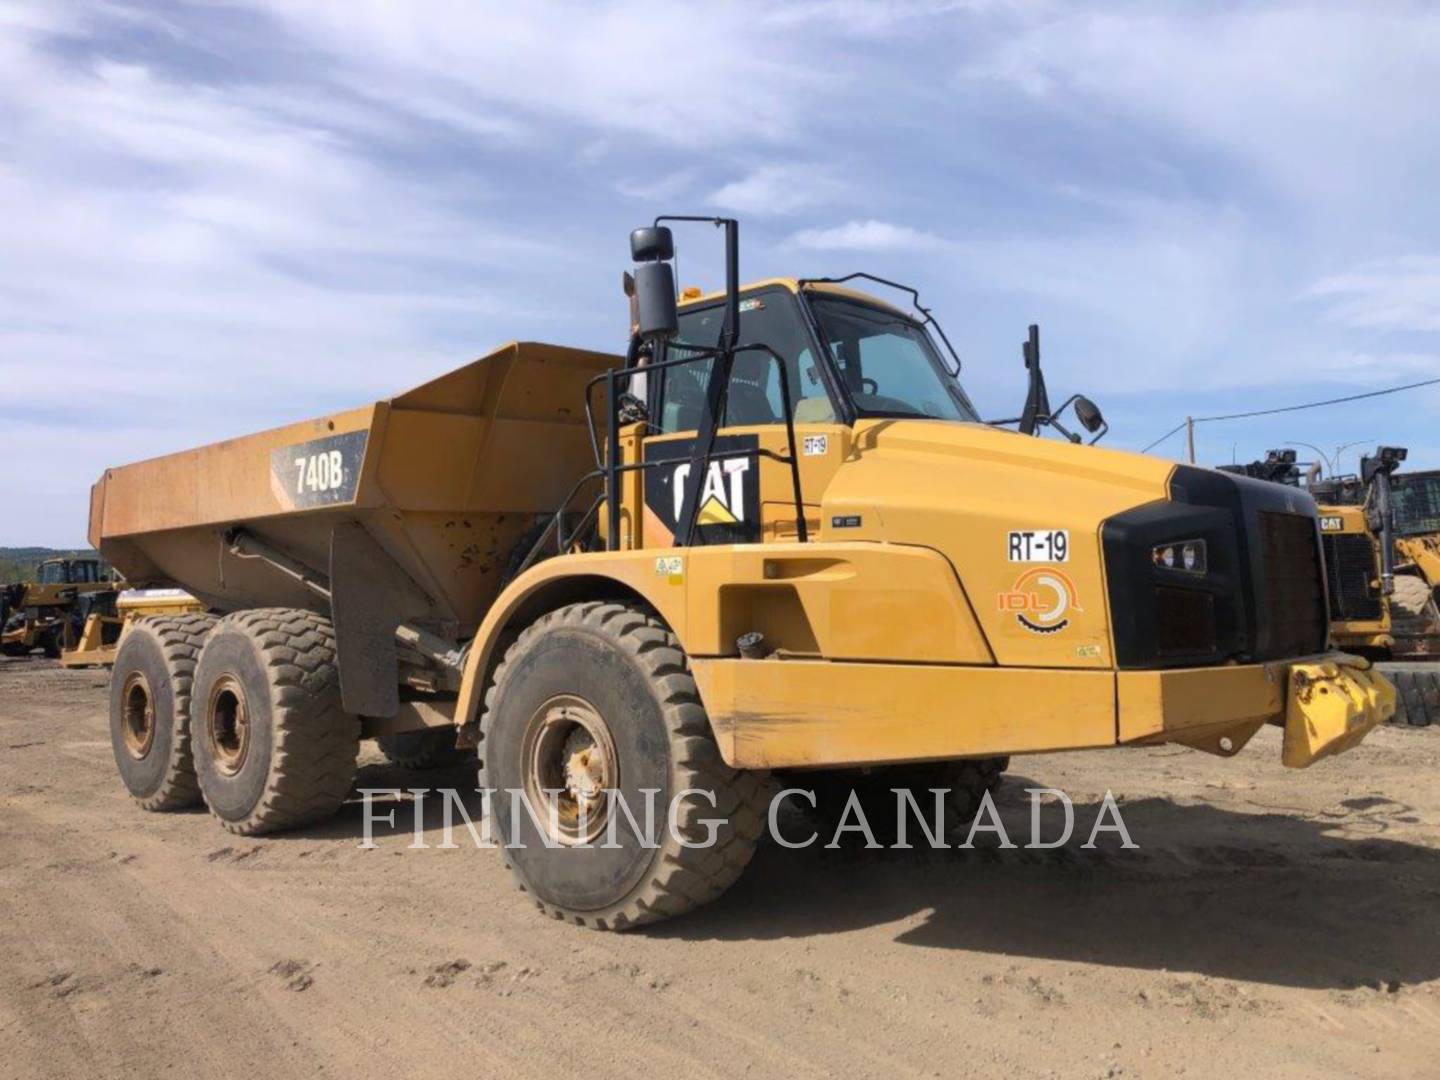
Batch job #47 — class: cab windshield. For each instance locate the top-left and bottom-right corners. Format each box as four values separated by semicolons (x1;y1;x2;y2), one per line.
807;293;979;422
1393;473;1440;537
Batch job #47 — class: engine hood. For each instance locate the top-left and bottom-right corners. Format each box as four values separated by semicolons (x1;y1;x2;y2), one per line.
819;419;1179;669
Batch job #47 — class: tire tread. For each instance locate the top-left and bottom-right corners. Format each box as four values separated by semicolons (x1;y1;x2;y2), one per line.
478;600;768;930
196;608;357;835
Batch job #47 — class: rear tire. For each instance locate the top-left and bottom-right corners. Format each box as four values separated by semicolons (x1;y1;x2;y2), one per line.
109;613;217;810
191;609;358;835
479;601;768;929
376;726;468;769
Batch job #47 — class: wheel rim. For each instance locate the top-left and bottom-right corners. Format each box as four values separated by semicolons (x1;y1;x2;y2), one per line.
120;672;156;759
207;676;251;776
520;693;618;846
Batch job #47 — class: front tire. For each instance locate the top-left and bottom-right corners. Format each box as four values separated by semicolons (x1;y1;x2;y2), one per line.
191;609;358;835
109;613;217;810
479;602;768;929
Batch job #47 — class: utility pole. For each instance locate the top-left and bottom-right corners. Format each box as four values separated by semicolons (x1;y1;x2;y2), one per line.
1186;416;1196;464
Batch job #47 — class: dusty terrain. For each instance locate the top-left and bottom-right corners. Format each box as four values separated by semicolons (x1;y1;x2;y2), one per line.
2;657;1438;1080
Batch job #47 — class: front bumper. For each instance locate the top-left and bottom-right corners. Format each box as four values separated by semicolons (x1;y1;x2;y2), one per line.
1117;652;1394;768
692;652;1395;770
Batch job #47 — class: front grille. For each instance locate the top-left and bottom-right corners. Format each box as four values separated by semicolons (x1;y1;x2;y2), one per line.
1256;511;1328;657
1321;533;1382;621
1156;587;1216;656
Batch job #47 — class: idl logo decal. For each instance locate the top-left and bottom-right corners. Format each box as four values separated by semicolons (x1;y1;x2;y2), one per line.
998;567;1081;635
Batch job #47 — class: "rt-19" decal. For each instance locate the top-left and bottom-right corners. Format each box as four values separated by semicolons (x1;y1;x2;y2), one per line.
1008;529;1069;562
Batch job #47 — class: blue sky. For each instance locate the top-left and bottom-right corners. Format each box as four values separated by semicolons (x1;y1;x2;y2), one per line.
4;1;1440;545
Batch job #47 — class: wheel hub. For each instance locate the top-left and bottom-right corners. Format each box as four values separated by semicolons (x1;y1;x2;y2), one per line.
207;676;251;776
120;672;156;759
521;694;617;845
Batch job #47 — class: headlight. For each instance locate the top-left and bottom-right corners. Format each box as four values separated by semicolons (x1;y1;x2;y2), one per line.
1152;539;1207;575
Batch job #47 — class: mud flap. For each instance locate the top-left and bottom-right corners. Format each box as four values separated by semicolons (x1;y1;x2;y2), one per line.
1282;659;1396;768
329;523;433;718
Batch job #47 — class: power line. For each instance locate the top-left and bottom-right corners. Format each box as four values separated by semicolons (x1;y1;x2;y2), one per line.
1140;376;1440;454
1140;420;1189;454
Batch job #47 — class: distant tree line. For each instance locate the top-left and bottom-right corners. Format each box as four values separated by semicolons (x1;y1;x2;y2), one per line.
0;548;101;584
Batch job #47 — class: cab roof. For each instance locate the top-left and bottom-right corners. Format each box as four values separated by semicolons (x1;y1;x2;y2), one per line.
676;277;912;318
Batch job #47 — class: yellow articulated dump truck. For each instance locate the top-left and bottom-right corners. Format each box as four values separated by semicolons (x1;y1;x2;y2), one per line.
90;218;1394;929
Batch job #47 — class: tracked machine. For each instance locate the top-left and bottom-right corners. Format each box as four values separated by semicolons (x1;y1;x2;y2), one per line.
91;219;1393;928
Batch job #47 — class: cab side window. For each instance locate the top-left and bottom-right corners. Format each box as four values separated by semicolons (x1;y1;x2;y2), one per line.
655;291;833;433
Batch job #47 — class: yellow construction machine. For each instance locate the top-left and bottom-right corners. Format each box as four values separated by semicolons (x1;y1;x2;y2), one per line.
1378;467;1440;725
1;556;116;658
1388;469;1440;651
1222;450;1397;660
1222;447;1440;726
90;218;1393;928
60;588;207;668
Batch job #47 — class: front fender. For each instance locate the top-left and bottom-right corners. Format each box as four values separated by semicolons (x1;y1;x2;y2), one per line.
455;550;691;732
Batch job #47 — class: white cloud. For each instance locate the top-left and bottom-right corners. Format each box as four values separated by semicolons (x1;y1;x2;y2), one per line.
1308;256;1440;332
760;1;993;36
616;170;695;202
251;1;835;148
788;219;950;252
957;6;1440;208
707;164;846;216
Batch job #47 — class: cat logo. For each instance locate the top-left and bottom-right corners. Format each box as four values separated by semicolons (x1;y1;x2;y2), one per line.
998;567;1082;635
671;458;751;526
642;433;761;544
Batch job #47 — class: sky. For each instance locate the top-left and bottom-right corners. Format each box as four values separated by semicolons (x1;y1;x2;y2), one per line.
4;0;1440;545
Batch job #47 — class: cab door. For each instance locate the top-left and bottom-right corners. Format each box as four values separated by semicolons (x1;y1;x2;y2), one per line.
638;286;846;548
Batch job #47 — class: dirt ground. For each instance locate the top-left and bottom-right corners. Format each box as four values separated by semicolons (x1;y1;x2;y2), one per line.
2;657;1438;1080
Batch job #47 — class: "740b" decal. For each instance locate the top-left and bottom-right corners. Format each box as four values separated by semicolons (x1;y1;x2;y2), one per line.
270;430;368;508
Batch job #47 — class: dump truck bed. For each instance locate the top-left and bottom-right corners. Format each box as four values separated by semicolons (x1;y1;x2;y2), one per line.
89;341;620;632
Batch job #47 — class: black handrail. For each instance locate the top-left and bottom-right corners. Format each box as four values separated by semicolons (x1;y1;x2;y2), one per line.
579;341;808;551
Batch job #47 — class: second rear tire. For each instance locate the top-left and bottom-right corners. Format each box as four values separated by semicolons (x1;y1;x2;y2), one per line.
191;609;358;835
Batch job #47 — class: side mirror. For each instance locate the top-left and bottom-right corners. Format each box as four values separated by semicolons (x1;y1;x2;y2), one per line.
630;226;674;262
1074;395;1105;434
629;226;678;343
